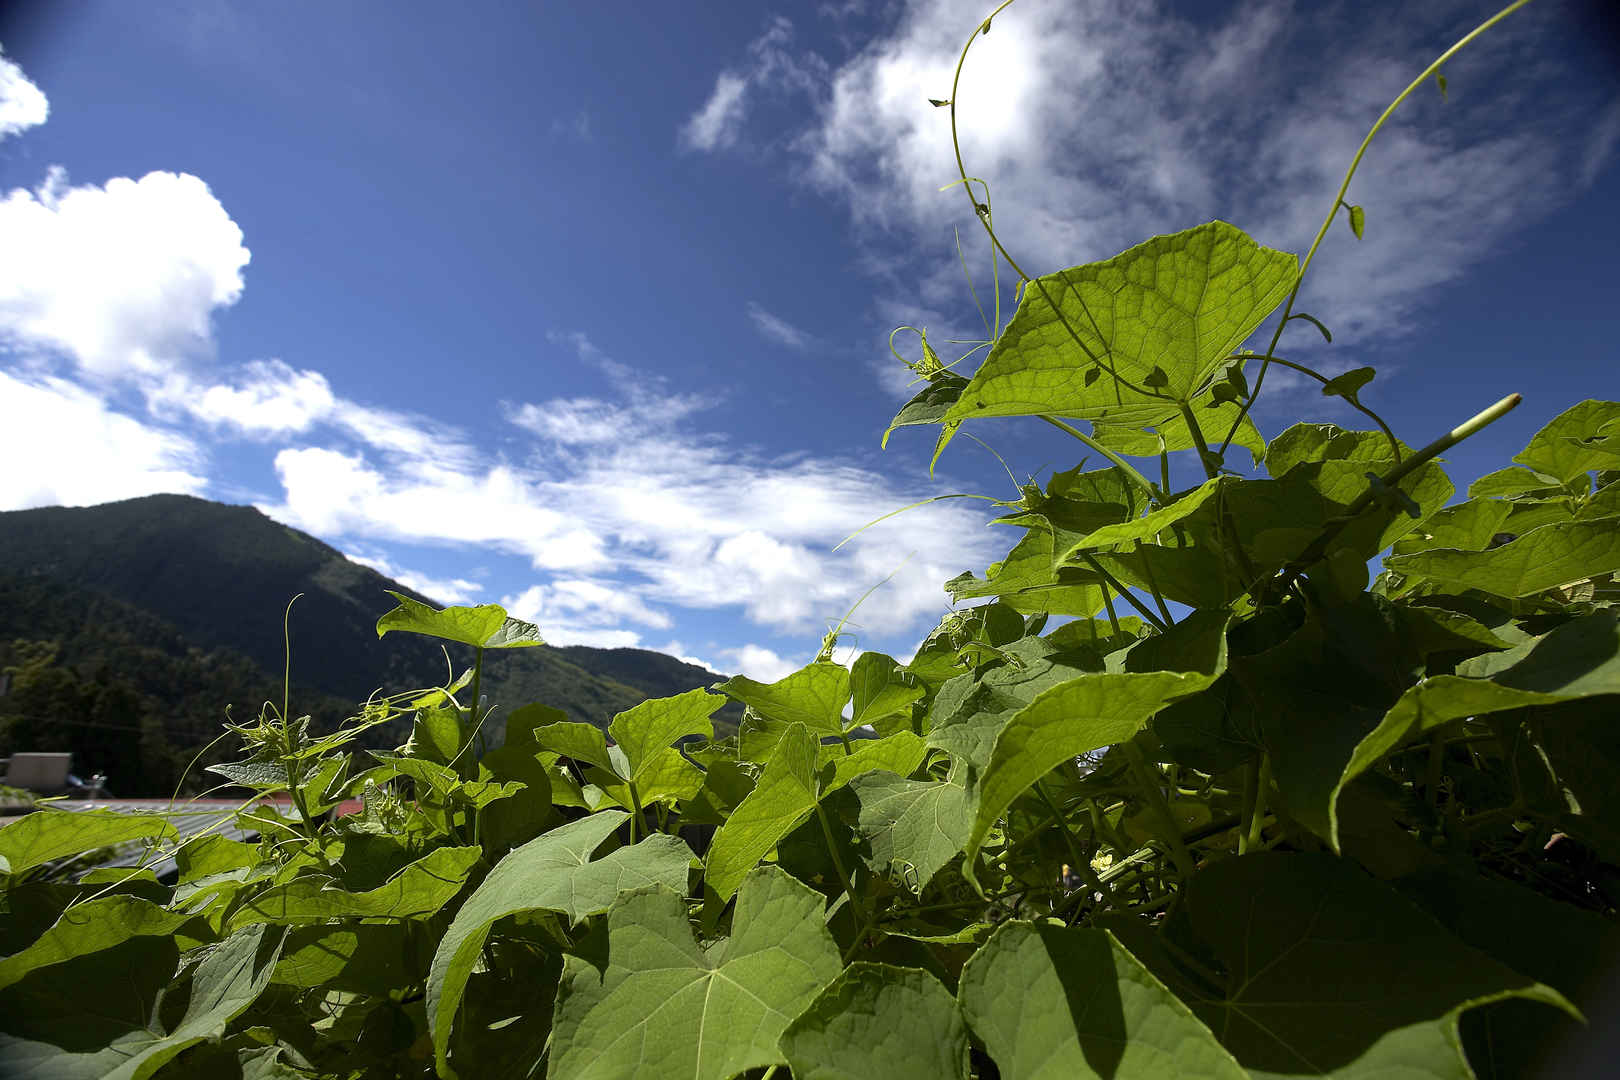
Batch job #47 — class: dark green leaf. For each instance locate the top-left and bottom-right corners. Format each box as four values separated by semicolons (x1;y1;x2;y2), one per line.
959;923;1244;1079
782;963;969;1080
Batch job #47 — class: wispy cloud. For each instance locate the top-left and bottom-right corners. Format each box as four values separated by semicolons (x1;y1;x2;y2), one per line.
693;0;1613;365
746;301;815;349
0;46;48;141
258;330;1000;657
680;17;828;153
343;549;484;606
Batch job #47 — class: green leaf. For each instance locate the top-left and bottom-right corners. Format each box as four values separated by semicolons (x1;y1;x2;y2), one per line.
272;923;415;996
1063;477;1224;554
1467;466;1561;499
1347;203;1365;239
1385;517;1620;597
964;614;1228;886
1105;853;1577;1079
1334;611;1620;826
406;704;465;767
850;770;974;892
927;637;1107;769
718;662;852;736
427;812;692;1078
1320;366;1374;403
947;528;1106;617
206;760;290;790
781;963;969;1080
607;688;724;781
549;867;842;1080
849;652;924;729
375;590;545;649
0;897;190;992
227;845;480;929
0;810;177;878
1512;400;1620;484
103;924;282;1080
1389;497;1513;556
1093;389;1268;468
532;720;617;773
823;731;927;794
959;922;1244;1080
705;723;820;900
882;374;968;449
941;222;1297;431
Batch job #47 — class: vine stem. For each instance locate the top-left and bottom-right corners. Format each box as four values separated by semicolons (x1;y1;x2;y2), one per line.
817;800;877;964
1080;554;1169;633
1038;415;1158;501
1270;393;1521;589
1218;0;1537;455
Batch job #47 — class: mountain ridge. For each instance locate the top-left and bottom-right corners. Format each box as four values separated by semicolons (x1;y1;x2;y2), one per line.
0;494;738;743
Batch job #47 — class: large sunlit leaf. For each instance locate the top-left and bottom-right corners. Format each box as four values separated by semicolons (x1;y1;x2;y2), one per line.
1512;399;1620;484
781;963;969;1080
0;897;190;992
1385;517;1620;597
1104;854;1577;1079
704;722;820;900
227;845;480;929
0;810;177;878
718;662;852;736
959;922;1244;1080
607;688;724;781
375;590;545;649
941;222;1296;431
849;651;925;729
427;812;692;1078
548;867;842;1080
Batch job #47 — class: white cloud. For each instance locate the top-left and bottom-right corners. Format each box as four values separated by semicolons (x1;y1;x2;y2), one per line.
343;550;484;605
718;644;801;683
680;17;828;153
0;47;48;141
746;301;814;349
0;169;249;377
691;1;1609;363
681;72;750;152
259;332;1001;657
0;370;206;510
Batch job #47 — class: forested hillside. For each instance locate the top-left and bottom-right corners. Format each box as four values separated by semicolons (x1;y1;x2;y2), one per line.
0;495;736;794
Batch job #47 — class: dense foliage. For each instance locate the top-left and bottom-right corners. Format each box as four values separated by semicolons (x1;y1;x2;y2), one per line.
2;1;1617;1077
0;576;363;796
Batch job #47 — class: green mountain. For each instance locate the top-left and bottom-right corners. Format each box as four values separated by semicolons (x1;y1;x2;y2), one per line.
0;494;737;786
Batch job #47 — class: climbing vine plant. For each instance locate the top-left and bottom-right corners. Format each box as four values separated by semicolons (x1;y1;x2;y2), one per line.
3;1;1618;1077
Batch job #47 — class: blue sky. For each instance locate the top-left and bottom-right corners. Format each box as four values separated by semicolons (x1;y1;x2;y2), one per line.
1;0;1616;681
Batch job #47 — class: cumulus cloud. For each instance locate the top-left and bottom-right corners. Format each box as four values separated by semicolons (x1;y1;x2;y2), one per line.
0;47;48;141
691;0;1610;363
717;644;801;683
0;370;205;510
0;169;250;378
746;301;815;349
